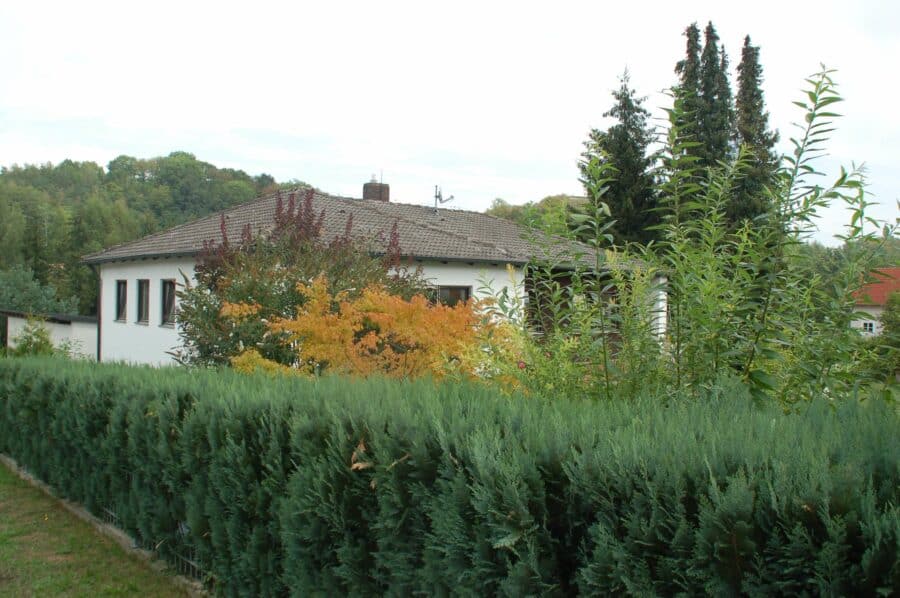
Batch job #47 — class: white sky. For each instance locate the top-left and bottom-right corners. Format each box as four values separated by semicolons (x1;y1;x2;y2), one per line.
1;0;897;246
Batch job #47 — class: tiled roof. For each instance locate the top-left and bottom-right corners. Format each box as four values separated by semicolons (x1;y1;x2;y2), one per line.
83;187;596;266
854;267;900;306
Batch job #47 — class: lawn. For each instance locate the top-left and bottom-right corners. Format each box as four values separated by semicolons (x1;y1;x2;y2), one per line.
0;460;192;597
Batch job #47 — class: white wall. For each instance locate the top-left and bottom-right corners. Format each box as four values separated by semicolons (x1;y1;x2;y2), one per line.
98;258;525;366
851;305;884;337
99;258;196;365
652;274;668;339
418;261;526;312
6;316;97;359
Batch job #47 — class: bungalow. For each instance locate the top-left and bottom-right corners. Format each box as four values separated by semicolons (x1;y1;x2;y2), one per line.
851;266;900;337
84;181;666;365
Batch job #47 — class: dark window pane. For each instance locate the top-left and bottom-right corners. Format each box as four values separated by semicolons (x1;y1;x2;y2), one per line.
437;286;471;307
137;279;149;322
161;280;176;324
115;280;127;321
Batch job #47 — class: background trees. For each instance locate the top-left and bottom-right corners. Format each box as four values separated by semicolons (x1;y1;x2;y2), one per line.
0;152;281;315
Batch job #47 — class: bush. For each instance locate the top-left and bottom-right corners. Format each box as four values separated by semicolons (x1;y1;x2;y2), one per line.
490;68;898;404
231;274;517;380
0;357;897;595
175;189;427;367
8;318;57;357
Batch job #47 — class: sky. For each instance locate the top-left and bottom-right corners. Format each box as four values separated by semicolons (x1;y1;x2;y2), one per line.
1;0;897;246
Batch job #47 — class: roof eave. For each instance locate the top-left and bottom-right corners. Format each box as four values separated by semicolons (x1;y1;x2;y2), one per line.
82;250;200;266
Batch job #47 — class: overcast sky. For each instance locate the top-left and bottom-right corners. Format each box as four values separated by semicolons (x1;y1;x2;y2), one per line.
1;0;897;245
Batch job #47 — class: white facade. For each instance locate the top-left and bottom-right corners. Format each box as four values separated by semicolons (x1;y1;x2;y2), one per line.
99;257;196;365
6;314;97;360
417;260;525;304
98;257;525;366
851;305;884;337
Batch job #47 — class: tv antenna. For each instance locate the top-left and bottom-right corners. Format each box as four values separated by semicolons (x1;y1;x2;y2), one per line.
434;185;454;213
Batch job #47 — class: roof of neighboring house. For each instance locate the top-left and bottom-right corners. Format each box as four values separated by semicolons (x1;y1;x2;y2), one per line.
0;309;97;325
854;267;900;306
83;187;597;266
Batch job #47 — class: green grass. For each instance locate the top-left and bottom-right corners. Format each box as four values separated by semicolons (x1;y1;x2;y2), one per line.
0;461;190;597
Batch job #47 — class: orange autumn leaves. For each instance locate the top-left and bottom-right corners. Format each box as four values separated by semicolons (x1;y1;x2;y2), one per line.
227;275;516;379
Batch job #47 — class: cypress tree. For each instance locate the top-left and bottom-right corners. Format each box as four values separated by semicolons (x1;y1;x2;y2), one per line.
698;22;735;167
733;35;779;223
579;71;658;246
674;23;703;159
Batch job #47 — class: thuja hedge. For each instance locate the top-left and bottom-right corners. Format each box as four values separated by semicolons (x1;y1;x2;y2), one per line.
0;357;897;596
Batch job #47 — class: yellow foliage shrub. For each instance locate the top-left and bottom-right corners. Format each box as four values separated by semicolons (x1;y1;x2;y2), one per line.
231;348;299;377
241;275;518;380
220;301;262;319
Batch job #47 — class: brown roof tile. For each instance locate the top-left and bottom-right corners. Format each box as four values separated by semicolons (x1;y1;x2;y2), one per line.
83;187;595;266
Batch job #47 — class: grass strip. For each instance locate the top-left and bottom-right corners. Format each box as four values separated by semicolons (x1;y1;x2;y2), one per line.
0;459;191;597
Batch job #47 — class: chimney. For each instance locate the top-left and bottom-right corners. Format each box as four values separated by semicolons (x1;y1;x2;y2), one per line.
363;175;390;202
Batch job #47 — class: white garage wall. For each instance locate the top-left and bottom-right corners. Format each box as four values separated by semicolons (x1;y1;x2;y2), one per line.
6;315;97;359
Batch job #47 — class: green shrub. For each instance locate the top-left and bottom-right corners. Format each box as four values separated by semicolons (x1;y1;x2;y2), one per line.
0;358;897;595
493;68;898;404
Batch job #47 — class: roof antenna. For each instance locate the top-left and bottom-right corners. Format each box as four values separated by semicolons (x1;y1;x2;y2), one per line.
434;185;454;214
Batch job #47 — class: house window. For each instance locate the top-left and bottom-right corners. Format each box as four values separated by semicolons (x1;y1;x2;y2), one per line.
436;286;471;307
161;279;176;325
862;321;875;334
115;280;127;322
137;279;150;323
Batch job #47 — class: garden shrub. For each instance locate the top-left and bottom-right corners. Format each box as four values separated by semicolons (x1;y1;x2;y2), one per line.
175;189;427;367
231;274;517;380
0;357;897;595
487;68;898;404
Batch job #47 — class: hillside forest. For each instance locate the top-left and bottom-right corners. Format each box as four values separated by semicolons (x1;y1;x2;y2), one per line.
0;152;292;315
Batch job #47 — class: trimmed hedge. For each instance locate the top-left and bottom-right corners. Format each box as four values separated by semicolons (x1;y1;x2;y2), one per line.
0;357;897;596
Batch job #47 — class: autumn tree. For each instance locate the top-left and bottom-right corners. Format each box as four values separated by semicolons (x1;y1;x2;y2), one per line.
176;190;427;367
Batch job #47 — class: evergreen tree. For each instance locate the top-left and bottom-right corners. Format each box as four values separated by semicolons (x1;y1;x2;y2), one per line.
733;35;779;223
698;22;735;167
579;71;658;246
674;23;703;159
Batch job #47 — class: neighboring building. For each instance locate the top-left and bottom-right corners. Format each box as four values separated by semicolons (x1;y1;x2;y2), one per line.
2;310;98;359
851;266;900;337
84;181;666;365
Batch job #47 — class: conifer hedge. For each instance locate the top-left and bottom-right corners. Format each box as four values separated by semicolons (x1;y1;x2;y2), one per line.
0;357;897;596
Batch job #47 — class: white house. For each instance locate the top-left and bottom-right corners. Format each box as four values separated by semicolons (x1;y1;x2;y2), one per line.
851;266;899;337
84;181;667;366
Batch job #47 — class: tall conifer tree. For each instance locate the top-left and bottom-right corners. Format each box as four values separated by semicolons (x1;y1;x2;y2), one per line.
698;22;735;167
579;71;658;246
733;35;779;223
674;23;703;160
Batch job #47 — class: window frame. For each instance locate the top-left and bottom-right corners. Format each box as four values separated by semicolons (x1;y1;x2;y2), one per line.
862;321;875;334
161;279;177;326
115;280;127;322
435;285;472;307
137;279;150;324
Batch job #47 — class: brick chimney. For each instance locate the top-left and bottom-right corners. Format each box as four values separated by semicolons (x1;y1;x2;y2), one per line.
363;176;389;202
